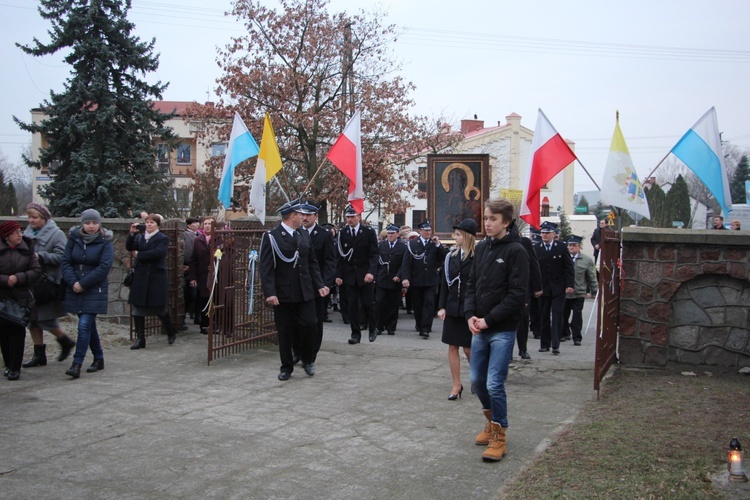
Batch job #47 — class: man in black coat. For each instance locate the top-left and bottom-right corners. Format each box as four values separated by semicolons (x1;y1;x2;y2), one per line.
400;220;448;339
260;200;328;381
534;221;574;355
299;201;337;362
375;224;406;335
335;205;379;344
514;226;543;359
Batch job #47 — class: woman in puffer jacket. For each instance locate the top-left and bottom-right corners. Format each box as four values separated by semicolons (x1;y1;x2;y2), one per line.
60;209;113;379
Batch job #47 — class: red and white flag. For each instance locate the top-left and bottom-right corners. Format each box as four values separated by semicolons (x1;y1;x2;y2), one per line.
327;110;364;214
519;109;578;229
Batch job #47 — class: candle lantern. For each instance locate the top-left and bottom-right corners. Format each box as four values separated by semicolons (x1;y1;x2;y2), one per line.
728;438;748;482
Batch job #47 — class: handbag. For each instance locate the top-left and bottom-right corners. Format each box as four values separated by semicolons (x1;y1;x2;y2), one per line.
123;268;135;287
0;297;31;327
33;259;65;305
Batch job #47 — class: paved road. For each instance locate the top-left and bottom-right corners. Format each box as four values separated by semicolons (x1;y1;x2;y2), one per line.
0;301;600;499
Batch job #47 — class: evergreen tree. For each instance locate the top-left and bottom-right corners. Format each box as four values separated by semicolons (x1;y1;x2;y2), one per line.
644;183;667;227
578;195;589;213
730;155;749;204
558;210;572;241
14;0;178;218
665;174;691;228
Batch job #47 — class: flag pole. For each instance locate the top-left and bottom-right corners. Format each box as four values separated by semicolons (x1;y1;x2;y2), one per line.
274;176;290;202
575;158;602;191
644;150;672;182
302;157;330;195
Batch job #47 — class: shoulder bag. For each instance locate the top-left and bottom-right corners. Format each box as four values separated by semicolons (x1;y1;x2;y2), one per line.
0;297;31;327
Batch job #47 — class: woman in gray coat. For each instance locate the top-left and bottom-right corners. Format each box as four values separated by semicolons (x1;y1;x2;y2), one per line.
22;203;76;367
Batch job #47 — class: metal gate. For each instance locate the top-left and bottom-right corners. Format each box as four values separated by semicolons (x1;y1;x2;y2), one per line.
594;227;620;397
206;227;277;365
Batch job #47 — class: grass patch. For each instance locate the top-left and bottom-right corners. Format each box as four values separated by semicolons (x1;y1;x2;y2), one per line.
501;367;750;499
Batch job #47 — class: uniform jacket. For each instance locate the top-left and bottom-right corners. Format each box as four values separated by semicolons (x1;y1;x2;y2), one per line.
438;250;473;318
399;238;449;287
61;226;113;315
534;240;574;297
335;224;378;286
518;233;542;297
464;224;529;332
24;219;67;320
569;252;598;299
0;235;41;319
260;224;324;303
305;223;337;288
126;230;170;308
375;239;406;290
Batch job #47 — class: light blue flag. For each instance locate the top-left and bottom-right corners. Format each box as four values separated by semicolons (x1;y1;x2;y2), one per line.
218;112;260;209
670;107;732;216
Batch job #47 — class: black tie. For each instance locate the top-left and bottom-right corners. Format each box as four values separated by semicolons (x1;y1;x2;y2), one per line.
351;228;356;238
546;244;551;252
390;242;394;249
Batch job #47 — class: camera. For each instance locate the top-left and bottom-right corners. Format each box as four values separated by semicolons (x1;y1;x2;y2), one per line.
135;223;146;233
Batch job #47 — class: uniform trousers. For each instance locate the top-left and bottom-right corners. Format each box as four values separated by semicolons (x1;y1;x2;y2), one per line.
409;285;437;333
273;300;317;374
515;300;531;355
375;286;401;333
564;297;585;342
344;282;376;339
539;294;565;350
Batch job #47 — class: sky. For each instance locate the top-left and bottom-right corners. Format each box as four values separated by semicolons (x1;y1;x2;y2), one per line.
1;0;749;194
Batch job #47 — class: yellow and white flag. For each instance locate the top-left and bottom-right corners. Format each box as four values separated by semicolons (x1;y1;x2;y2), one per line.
600;114;650;220
249;113;283;224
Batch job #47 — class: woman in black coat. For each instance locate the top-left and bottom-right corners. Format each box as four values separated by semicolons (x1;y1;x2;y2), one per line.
437;218;477;400
188;217;216;334
0;220;41;381
126;214;177;349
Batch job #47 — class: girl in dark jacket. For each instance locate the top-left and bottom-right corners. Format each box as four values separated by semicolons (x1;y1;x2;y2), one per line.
0;221;42;381
126;214;177;349
437;218;477;400
60;209;113;379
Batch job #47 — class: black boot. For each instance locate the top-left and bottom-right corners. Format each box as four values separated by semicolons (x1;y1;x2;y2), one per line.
131;316;146;350
86;358;104;373
22;344;47;368
56;335;76;362
178;314;187;331
65;363;81;379
159;315;177;345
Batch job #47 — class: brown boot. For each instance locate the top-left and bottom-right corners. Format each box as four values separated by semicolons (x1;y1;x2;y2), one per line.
481;422;507;462
475;409;492;445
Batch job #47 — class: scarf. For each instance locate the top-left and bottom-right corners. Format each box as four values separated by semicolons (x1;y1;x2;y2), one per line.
144;228;159;241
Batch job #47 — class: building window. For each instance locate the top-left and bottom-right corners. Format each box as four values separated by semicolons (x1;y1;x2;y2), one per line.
393;213;405;227
412;210;426;228
541;196;550;217
156;144;170;173
417;167;427;198
211;143;226;157
174;188;191;213
176;143;192;165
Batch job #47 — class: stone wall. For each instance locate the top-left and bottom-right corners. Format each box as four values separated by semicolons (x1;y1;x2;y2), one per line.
619;227;750;368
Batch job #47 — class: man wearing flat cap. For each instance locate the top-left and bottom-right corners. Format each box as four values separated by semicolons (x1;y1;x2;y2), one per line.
400;220;448;339
375;224;406;335
562;235;597;346
335;205;380;344
259;199;329;380
533;221;574;355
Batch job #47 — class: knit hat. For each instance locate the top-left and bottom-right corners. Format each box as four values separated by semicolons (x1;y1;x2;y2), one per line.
81;209;102;224
26;202;52;221
0;220;22;239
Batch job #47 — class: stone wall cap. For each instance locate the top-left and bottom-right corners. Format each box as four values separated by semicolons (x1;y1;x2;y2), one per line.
621;227;750;246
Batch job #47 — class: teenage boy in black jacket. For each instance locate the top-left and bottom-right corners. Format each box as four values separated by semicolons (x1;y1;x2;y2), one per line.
464;198;528;463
